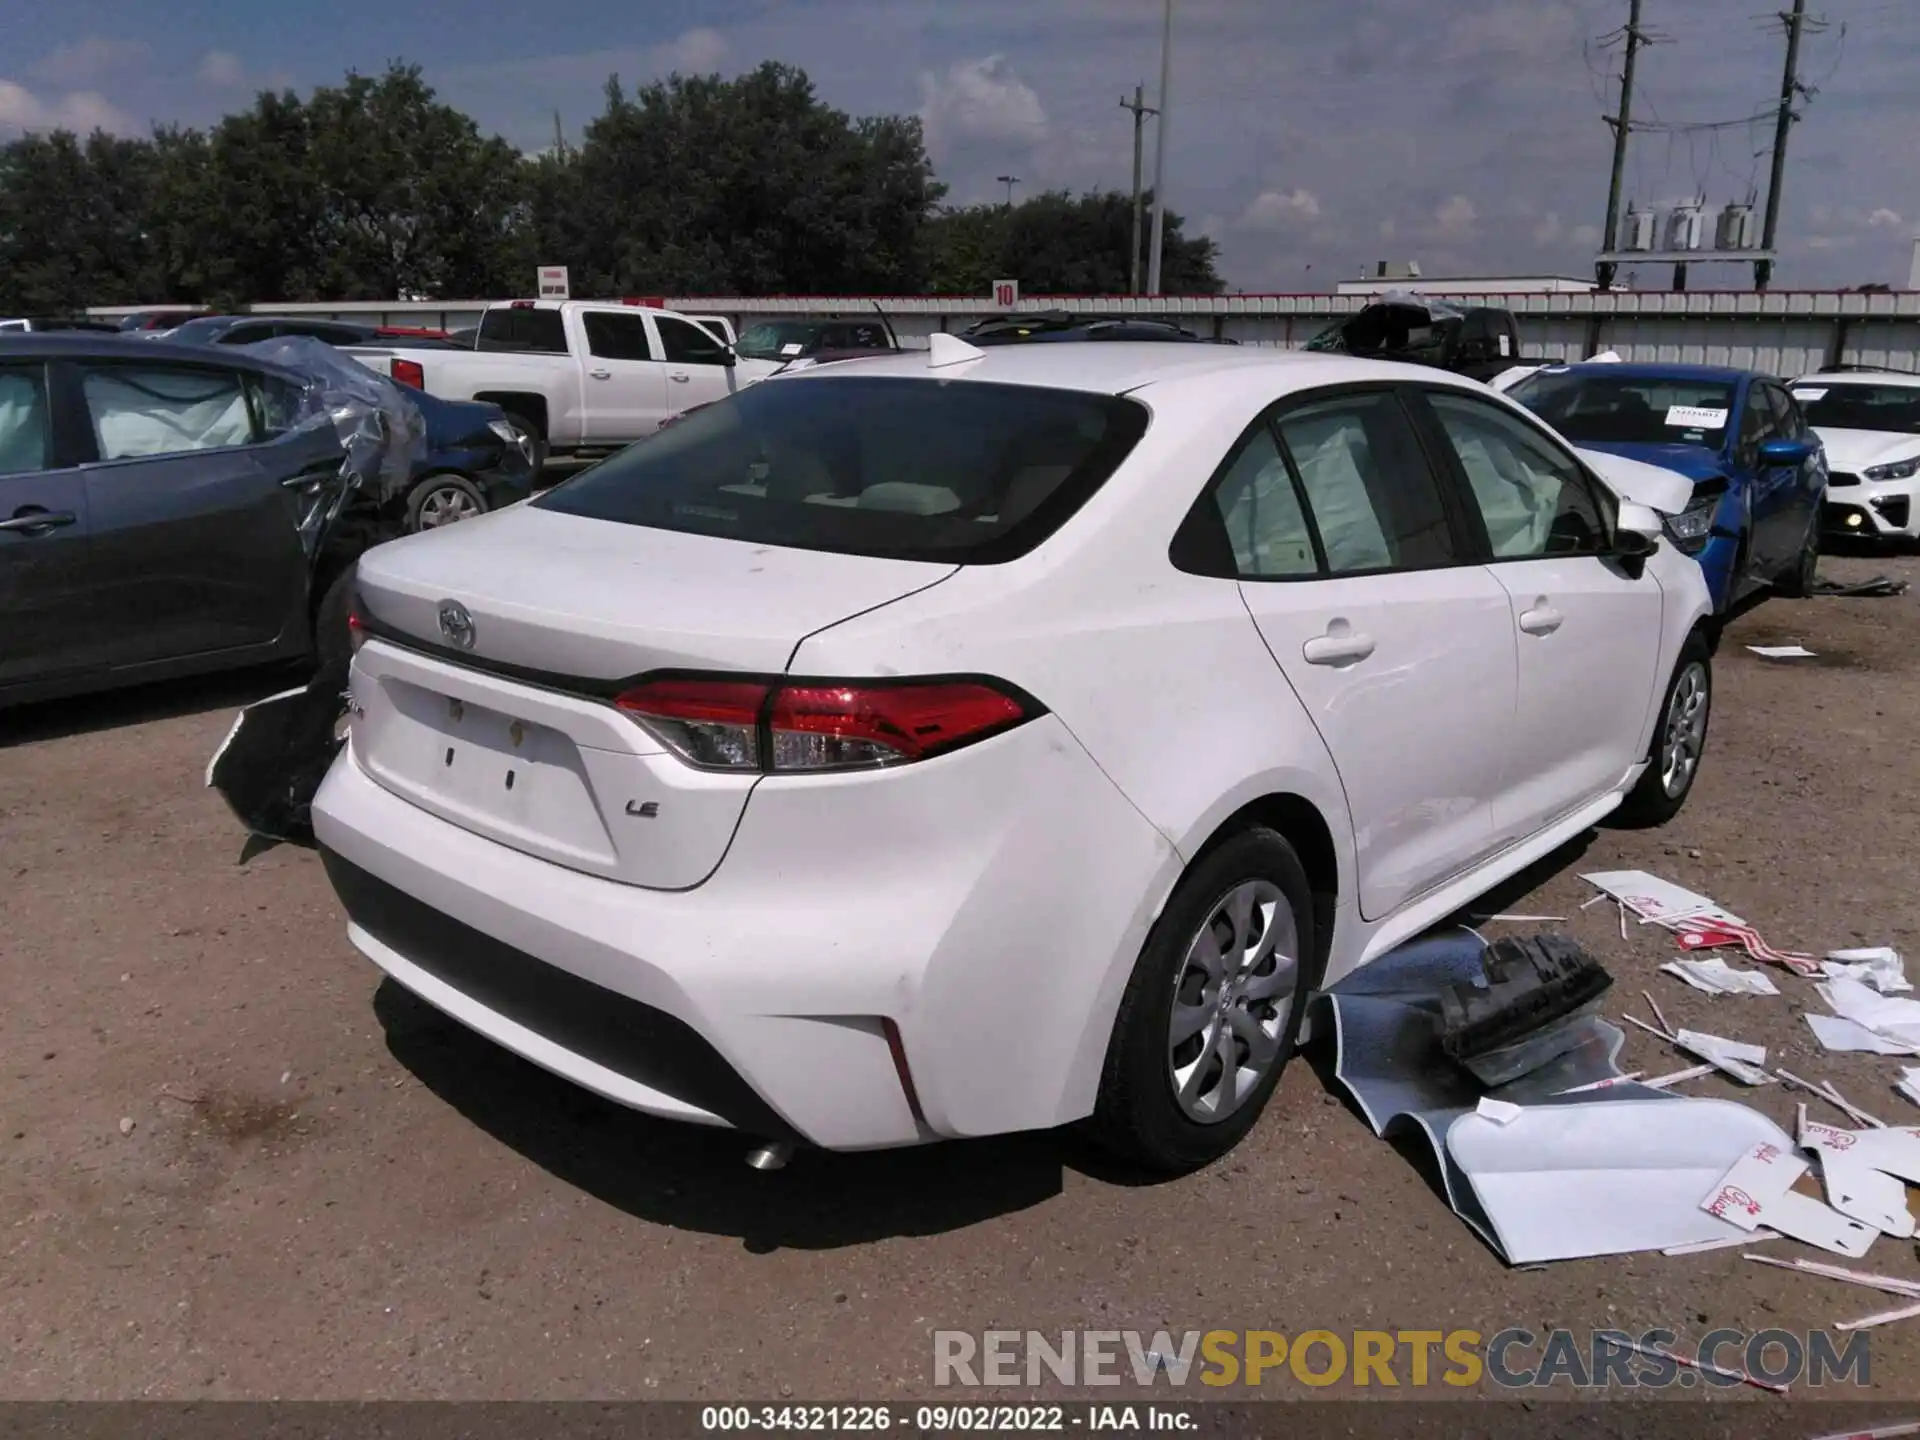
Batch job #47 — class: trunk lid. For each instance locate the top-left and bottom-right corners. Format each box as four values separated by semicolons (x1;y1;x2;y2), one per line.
348;505;956;887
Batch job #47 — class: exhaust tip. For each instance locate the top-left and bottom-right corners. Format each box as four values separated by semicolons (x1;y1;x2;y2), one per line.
745;1141;794;1172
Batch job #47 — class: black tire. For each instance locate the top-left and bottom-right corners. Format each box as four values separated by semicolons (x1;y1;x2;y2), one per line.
405;472;488;532
1088;827;1319;1174
312;567;356;677
1776;519;1819;597
499;411;547;479
1615;631;1712;828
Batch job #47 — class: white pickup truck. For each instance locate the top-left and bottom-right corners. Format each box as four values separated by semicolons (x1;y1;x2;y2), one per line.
348;300;776;467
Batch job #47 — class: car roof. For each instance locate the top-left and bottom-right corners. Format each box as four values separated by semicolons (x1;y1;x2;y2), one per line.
774;341;1455;398
1545;361;1757;383
0;331;295;375
1795;368;1920;389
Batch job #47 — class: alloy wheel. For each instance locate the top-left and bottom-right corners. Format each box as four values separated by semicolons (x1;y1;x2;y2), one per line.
417;485;482;529
1660;660;1710;798
1167;878;1300;1124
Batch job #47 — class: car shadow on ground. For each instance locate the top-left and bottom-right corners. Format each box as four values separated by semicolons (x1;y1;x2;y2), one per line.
0;664;303;747
374;832;1614;1249
374;979;1102;1251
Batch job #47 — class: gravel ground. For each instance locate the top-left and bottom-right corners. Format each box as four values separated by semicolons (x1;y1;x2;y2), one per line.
5;552;1920;1407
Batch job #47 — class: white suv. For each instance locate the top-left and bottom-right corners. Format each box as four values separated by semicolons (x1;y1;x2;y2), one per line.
313;340;1715;1171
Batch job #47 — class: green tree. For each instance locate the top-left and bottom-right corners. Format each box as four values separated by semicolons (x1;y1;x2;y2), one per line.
920;189;1223;296
0;130;164;313
540;62;945;296
303;63;526;300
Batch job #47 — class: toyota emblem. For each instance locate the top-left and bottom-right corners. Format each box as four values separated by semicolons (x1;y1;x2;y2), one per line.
438;600;476;650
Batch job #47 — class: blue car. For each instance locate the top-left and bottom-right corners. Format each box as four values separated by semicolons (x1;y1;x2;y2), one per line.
1508;362;1827;610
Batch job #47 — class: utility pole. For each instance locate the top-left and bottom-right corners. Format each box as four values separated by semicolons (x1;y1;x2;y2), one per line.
552;109;566;159
996;174;1021;208
1121;84;1159;295
1145;0;1174;295
1757;0;1819;292
1595;0;1645;292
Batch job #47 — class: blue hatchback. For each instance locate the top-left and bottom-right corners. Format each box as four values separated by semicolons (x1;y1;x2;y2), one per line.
1508;362;1828;610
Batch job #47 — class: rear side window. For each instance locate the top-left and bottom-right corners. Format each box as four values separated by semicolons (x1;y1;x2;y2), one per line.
1273;393;1456;573
80;365;255;460
584;312;654;361
1211;426;1317;577
477;307;569;355
0;366;50;475
222;321;278;344
536;376;1150;564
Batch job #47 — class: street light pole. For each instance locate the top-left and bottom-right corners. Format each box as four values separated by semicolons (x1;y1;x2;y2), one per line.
1145;0;1173;295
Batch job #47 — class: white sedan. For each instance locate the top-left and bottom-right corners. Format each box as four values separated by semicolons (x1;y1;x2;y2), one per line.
1789;368;1920;544
312;339;1716;1172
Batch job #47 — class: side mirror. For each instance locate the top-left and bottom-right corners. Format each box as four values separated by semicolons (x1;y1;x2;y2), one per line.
1758;436;1813;466
1613;501;1664;570
718;347;736;368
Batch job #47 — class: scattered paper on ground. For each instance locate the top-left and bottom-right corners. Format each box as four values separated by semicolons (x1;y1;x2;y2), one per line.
1748;644;1816;659
1823;947;1911;994
1807;1013;1920;1056
1673;1028;1775;1085
1583;869;1820;976
1662;957;1780;996
1701;1142;1877;1256
1818;977;1920;1053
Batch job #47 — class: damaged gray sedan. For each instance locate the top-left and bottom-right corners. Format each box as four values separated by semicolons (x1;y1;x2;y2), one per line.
0;333;424;708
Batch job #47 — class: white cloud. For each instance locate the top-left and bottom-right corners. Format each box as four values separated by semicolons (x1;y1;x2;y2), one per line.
917;55;1047;157
1530;212;1562;246
1433;194;1477;238
1867;208;1905;231
1570;223;1600;247
0;79;136;135
197;51;247;88
32;37;152;86
658;27;730;74
1239;188;1323;229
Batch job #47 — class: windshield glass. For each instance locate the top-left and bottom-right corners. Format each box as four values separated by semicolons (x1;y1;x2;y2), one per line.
1509;370;1735;447
535;375;1149;564
162;317;239;346
735;322;822;360
1790;381;1920;436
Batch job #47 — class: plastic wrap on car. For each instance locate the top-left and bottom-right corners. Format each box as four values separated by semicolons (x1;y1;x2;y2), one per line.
237;336;429;534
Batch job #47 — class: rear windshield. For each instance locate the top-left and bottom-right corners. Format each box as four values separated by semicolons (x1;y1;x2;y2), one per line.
1790;381;1920;435
534;375;1150;564
478;307;569;355
1509;370;1735;447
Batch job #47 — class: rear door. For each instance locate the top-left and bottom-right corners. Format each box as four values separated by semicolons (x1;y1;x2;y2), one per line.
1226;387;1515;920
71;357;311;667
654;313;740;412
577;310;668;439
0;360;101;686
1413;386;1663;844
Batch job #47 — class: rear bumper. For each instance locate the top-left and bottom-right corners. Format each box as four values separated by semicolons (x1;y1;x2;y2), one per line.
311;712;1178;1151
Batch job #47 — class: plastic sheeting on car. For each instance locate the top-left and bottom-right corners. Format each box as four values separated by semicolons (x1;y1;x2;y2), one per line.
237;336;428;540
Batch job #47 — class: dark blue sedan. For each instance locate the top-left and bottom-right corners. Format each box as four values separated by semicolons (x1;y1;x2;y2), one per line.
1509;362;1828;611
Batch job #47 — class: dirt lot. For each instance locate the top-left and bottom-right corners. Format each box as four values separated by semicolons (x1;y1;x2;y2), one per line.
5;552;1920;1407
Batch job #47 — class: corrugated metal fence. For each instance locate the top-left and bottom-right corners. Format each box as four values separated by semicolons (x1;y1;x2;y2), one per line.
91;291;1920;375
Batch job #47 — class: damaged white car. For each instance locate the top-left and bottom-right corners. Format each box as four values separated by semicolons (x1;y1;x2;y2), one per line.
219;342;1716;1172
1791;368;1920;545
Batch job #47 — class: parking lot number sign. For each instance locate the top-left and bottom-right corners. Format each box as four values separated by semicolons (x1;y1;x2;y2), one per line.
993;279;1018;308
537;266;570;300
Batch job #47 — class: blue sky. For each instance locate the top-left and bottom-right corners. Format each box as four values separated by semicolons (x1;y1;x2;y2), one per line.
5;0;1916;292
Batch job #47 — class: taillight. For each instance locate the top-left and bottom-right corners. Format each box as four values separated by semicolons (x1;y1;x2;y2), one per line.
346;594;368;655
612;676;1036;773
390;358;424;389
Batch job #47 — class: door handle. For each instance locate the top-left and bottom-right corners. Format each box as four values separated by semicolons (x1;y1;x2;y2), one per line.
1519;602;1564;635
0;508;76;536
588;367;611;380
669;372;691;383
1302;630;1375;666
